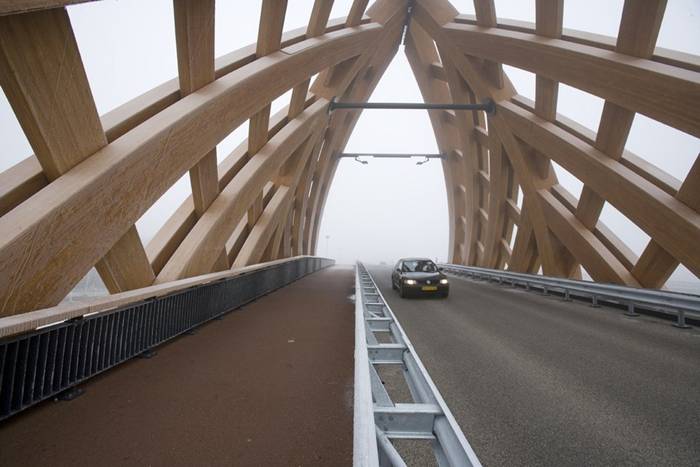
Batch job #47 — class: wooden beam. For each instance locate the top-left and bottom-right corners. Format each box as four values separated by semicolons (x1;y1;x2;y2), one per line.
305;4;406;255
442;22;700;138
0;9;106;180
155;99;329;282
406;19;465;263
498;101;700;278
414;0;577;277
234;129;321;267
146;104;293;274
247;0;288;235
174;0;220;219
632;155;699;287
288;0;335;119
0;24;380;315
473;0;504;88
0;0;97;16
575;0;666;230
0;8;153;309
534;0;563;121
453;13;699;73
0;158;47;217
1;16;344;262
538;190;639;285
347;0;370;27
511;94;682;197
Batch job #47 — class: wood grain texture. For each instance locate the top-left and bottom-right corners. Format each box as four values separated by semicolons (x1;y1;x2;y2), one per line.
174;0;221;220
155;99;329;282
0;7;154;308
0;18;354;222
0;0;96;16
442;22;700;138
0;23;380;315
0;8;106;180
246;0;288;234
574;0;665;245
1;0;698;316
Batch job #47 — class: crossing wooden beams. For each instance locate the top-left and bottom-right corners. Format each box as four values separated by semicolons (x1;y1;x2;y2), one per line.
0;0;698;317
0;13;382;315
411;0;698;286
0;7;154;304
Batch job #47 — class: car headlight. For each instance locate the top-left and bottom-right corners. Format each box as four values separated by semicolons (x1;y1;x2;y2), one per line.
404;279;416;285
440;279;449;284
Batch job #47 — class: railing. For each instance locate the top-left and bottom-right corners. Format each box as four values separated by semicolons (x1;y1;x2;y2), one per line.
354;262;481;466
0;256;334;421
440;264;700;329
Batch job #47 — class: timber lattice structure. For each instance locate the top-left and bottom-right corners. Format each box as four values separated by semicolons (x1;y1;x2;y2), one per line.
0;0;698;317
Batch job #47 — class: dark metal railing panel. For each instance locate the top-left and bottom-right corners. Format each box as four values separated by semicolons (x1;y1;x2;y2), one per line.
0;257;333;421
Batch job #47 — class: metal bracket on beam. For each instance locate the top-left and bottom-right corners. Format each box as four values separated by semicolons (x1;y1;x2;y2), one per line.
329;98;496;114
375;404;442;439
368;343;407;364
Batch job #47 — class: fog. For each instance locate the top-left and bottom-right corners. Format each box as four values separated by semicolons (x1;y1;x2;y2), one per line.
1;0;698;289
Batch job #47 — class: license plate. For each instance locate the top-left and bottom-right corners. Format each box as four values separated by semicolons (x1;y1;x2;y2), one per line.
421;286;438;291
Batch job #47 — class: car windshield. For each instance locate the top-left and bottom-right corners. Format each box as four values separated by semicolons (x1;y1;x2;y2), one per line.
402;260;438;273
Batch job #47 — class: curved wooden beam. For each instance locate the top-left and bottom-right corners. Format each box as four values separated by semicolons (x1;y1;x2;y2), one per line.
0;17;359;218
498;101;700;278
1;0;698;317
156;99;329;282
0;24;380;315
441;21;700;138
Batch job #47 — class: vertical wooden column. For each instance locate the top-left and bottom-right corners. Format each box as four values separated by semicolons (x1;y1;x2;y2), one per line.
173;0;228;271
534;0;563;121
0;8;154;306
531;0;581;278
472;0;503;88
246;0;288;235
575;0;666;229
347;0;370;27
288;0;335;119
572;0;667;283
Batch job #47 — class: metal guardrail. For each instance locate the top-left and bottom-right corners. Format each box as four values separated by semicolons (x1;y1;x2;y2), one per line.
0;256;334;421
354;262;481;466
440;264;700;329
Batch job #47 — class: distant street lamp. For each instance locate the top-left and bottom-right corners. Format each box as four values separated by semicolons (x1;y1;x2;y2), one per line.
325;235;330;257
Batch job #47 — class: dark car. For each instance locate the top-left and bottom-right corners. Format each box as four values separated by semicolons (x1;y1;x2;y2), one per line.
391;258;449;298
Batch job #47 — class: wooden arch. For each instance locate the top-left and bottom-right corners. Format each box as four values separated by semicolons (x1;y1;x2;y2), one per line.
0;0;698;317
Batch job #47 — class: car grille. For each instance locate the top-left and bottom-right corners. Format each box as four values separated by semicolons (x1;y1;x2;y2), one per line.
415;279;437;285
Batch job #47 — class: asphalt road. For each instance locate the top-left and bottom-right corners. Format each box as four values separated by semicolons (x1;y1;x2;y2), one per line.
367;265;700;467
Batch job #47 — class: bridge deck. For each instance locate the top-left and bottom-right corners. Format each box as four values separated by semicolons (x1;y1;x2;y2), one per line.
0;266;355;467
369;265;700;466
